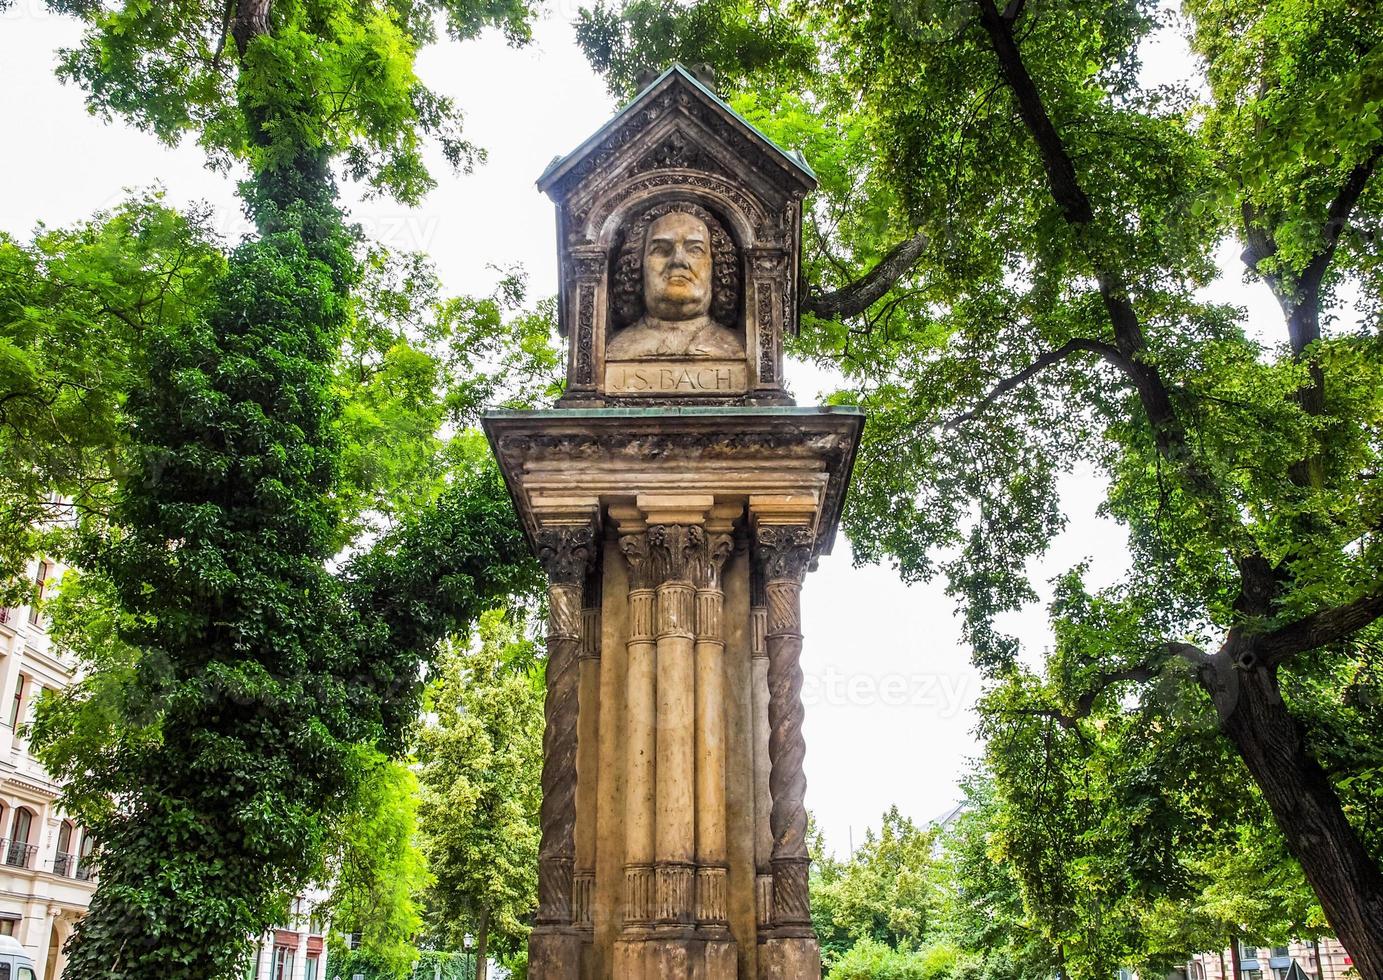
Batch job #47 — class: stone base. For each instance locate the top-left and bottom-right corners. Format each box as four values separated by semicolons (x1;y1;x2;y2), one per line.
759;935;822;980
528;927;583;980
611;932;738;980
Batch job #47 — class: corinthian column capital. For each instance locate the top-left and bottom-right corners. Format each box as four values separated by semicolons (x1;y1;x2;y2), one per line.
535;522;599;587
691;532;735;591
754;523;815;585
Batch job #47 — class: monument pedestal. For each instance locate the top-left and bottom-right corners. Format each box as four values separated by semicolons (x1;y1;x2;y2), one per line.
529;928;584;980
486;409;860;980
485;62;861;980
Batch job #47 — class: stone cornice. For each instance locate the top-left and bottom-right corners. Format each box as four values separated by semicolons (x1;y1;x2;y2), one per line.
484;407;862;562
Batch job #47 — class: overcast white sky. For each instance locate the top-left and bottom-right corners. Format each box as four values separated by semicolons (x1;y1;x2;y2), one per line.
0;4;1286;857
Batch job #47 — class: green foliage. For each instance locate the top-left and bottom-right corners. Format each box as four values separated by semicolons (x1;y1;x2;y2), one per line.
47;0;537;202
931;780;1053;980
815;808;938;954
416;609;544;960
0;192;223;594
324;753;432;978
826;937;958;980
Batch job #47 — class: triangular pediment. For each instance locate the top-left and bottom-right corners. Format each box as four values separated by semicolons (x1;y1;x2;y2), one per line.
537;64;817;201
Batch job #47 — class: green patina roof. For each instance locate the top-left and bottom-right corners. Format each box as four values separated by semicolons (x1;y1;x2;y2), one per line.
536;63;817;194
485;405;862;420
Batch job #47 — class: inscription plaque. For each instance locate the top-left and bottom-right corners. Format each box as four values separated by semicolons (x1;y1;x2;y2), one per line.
605;360;747;395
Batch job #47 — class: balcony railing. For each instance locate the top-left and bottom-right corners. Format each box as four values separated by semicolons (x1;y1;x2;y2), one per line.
75;860;95;882
2;839;38;869
53;851;74;876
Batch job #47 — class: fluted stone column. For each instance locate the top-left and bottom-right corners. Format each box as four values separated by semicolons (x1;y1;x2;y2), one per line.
754;522;821;979
649;524;699;926
693;526;734;923
616;528;658;949
530;520;598;980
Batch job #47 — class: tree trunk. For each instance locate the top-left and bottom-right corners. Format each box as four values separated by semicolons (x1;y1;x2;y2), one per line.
473;907;490;980
1219;945;1229;980
1212;656;1383;980
1230;937;1242;980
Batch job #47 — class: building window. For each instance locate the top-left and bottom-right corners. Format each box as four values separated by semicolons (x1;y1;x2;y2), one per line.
28;562;49;626
5;807;35;868
272;947;295;980
75;833;95;881
0;916;17;937
54;821;74;876
305;957;318;980
8;675;25;729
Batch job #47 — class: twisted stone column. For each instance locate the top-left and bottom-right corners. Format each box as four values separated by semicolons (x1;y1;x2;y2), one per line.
692;529;735;929
534;522;598;930
754;523;816;937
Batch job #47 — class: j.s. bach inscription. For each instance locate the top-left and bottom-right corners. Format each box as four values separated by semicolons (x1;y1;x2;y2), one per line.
605;360;747;394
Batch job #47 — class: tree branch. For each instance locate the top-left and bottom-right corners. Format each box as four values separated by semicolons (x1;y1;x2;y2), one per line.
1256;591;1383;668
801;231;929;321
944;337;1127;430
1019;644;1207;729
974;0;1232;519
1300;142;1383;301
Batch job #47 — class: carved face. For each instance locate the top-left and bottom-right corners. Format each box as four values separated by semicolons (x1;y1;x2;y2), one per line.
642;211;713;320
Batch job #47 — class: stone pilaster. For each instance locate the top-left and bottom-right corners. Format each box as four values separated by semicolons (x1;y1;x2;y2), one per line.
531;520;599;980
749;556;774;929
692;514;736;927
753;521;821;978
574;562;603;934
617;527;659;936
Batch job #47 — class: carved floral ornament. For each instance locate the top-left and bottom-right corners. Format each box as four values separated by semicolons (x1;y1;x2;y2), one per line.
755;524;815;584
535;523;598;587
617;524;737;590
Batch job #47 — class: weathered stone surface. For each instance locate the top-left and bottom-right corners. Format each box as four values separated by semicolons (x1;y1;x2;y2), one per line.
536;65;817;406
529;928;583;980
758;936;822;980
505;62;862;980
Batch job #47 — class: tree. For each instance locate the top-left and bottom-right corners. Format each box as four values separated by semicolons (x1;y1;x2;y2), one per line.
16;0;547;973
816;807;939;954
416;609;544;980
574;0;1383;967
323;753;432;979
931;779;1053;980
0;193;224;592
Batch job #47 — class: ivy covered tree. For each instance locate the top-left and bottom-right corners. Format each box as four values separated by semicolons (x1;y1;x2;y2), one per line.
13;0;550;975
575;0;1383;968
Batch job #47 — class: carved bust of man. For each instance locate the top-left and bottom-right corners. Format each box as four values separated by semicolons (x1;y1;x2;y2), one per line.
607;205;744;360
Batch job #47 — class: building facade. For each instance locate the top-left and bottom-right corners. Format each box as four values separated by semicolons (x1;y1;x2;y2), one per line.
1187;939;1357;980
247;891;330;980
0;557;97;979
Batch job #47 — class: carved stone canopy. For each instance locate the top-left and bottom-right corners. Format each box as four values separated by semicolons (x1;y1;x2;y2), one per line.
537;65;818;407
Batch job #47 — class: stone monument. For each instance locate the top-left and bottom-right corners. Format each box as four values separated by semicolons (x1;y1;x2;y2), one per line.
484;65;863;980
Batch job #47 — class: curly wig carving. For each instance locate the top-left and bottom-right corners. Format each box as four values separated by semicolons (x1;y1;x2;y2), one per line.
611;201;740;328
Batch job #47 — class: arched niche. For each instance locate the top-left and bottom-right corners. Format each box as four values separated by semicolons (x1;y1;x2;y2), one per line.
539;65;815;407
